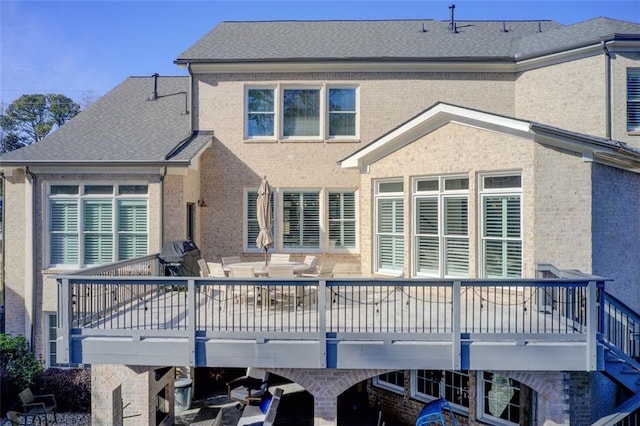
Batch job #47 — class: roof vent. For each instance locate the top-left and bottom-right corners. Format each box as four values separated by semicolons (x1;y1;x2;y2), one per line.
449;4;456;32
501;21;508;33
420;22;428;33
537;22;543;33
148;73;159;101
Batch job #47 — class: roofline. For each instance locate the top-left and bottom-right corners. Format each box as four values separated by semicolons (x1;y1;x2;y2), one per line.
0;160;192;168
176;34;640;74
339;102;640;174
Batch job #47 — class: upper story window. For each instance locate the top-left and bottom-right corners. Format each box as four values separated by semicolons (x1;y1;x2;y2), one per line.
480;174;522;278
48;183;148;268
245;85;358;141
247;88;275;138
628;68;640;132
283;88;321;138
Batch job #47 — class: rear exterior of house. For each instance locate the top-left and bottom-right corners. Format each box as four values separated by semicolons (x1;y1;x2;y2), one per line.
1;15;640;425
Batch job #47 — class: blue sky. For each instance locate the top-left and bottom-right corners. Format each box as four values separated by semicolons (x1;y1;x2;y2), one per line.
1;0;639;106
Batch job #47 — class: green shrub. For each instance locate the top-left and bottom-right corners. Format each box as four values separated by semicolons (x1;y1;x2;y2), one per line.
34;368;91;412
0;334;43;391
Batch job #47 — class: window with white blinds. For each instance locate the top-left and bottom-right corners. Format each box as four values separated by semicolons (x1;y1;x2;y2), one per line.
413;177;468;278
628;68;640;132
375;181;404;274
282;191;320;249
245;190;276;252
328;191;356;250
481;175;522;278
48;184;148;268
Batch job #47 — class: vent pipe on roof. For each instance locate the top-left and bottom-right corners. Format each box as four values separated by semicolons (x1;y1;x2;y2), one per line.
501;21;508;33
537;22;543;33
148;73;159;101
449;4;456;32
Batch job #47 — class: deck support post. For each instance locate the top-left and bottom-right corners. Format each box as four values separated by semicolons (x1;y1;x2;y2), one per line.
587;280;598;371
452;281;461;370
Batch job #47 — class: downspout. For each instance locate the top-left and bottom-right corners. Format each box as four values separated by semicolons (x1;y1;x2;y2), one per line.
0;172;4;334
24;166;37;349
187;62;194;133
601;40;612;139
160;166;167;248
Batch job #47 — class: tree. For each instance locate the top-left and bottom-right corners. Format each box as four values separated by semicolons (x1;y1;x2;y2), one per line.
0;94;81;153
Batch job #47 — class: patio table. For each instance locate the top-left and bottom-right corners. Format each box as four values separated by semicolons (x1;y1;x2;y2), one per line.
224;261;309;276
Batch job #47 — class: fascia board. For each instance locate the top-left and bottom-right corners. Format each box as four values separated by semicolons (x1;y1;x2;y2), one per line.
188;61;519;74
341;104;531;170
13;165;169;175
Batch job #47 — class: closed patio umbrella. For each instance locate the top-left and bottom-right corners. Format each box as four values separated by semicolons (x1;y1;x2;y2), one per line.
256;176;274;265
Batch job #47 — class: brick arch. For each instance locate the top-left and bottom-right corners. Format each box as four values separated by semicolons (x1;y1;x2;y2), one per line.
499;371;569;425
269;368;391;398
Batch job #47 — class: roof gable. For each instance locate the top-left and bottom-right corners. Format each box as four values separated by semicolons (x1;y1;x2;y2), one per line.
339;103;640;173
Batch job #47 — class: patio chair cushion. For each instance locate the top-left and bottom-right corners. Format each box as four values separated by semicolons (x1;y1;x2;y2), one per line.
259;391;273;413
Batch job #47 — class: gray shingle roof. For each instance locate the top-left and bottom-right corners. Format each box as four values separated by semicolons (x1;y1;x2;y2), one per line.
0;76;211;165
176;17;639;63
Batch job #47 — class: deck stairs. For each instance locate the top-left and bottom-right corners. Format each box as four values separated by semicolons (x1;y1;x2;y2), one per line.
593;293;640;425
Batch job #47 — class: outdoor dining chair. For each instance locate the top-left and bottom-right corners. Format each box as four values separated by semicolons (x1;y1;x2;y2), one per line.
302;255;319;274
301;262;335;306
266;264;295;308
269;253;290;263
221;256;242;267
229;265;256;305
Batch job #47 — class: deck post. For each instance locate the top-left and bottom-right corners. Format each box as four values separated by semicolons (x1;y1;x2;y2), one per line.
587;280;598;371
188;279;196;367
452;281;461;370
57;278;72;364
318;279;327;368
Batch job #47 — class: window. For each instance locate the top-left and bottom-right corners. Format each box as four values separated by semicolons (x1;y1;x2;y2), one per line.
245;85;357;140
328;88;357;138
282;191;320;249
328;191;356;250
374;371;405;394
413;370;470;412
413;177;468;278
480;175;522;278
48;184;148;268
283;88;320;138
375;181;404;274
479;372;521;425
245;189;275;252
247;88;275;138
48;313;79;367
628;69;640;132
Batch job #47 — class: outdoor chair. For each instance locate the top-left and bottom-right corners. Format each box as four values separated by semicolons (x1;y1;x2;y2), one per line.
18;387;57;425
269;253;290;263
301;262;335;306
6;411;33;426
198;259;228;308
415;398;458;426
227;367;270;406
222;256;242;267
229;265;256;305
302;255;319;274
266;265;296;308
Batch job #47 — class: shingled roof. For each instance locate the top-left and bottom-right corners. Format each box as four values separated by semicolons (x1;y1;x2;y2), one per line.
0;76;212;166
176;17;640;64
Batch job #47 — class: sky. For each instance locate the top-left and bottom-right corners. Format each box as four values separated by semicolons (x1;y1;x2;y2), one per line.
1;0;639;107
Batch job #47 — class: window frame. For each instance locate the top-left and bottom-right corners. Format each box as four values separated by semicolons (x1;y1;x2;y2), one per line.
327;189;358;253
326;86;359;141
245;86;277;140
244;84;359;142
627;68;640;133
411;370;470;414
412;176;469;278
479;173;523;279
47;313;80;368
477;371;522;426
280;189;321;252
373;371;405;394
374;179;404;276
46;182;149;269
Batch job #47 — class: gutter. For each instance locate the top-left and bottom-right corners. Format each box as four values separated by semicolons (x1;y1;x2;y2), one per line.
601;39;612;139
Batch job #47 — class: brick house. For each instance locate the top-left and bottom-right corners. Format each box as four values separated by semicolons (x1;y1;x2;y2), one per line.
1;15;640;425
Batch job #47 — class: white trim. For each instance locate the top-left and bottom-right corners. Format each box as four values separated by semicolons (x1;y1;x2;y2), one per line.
340;103;532;170
373;372;405;395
